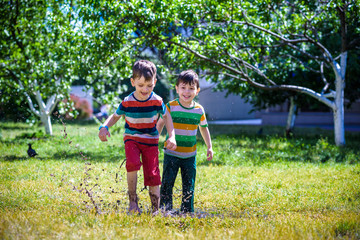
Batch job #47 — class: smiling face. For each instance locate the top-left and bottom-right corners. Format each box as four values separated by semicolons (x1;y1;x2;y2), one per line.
176;82;200;108
131;76;157;101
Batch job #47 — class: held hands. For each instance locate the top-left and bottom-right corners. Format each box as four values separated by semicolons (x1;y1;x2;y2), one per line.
166;135;177;151
207;147;213;161
98;128;111;142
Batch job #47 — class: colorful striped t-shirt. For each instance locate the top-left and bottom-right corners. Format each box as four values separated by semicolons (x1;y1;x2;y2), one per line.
164;99;208;158
115;92;166;146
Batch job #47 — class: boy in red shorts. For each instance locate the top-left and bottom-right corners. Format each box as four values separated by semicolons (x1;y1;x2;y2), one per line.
98;60;176;214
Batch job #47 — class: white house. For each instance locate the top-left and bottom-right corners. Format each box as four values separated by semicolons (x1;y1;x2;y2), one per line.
197;78;258;121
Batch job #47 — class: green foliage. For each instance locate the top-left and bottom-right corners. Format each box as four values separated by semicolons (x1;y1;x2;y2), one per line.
0;0;77;96
201;135;359;166
193;125;360;166
2;0;359;142
0;1;138;125
114;0;360;111
335;220;360;238
0;97;32;122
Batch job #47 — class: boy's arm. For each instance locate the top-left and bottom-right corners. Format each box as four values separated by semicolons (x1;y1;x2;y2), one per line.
98;113;121;142
162;112;177;150
199;126;213;161
156;117;165;135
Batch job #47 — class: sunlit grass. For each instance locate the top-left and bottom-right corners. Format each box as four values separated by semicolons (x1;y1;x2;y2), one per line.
0;121;359;239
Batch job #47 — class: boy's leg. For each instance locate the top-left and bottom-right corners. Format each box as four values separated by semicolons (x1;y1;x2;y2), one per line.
141;145;162;213
127;171;140;213
125;141;142;214
180;156;196;213
160;154;180;211
149;185;160;213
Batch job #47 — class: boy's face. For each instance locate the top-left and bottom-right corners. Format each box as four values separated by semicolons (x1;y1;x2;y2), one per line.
131;76;157;101
175;82;200;107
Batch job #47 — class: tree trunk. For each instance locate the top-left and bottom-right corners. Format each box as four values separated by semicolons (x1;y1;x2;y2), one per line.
32;89;58;136
333;105;345;146
286;96;297;137
40;113;53;135
333;55;346;146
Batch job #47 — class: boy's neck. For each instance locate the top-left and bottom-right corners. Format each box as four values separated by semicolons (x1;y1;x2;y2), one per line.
133;91;152;101
178;98;195;108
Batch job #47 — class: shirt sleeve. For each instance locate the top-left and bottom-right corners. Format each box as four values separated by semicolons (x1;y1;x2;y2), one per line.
115;102;125;116
160;102;170;119
161;101;166;115
200;107;208;127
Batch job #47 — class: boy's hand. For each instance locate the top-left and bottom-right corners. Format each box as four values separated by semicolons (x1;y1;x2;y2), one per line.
166;135;177;151
207;148;213;161
99;128;111;142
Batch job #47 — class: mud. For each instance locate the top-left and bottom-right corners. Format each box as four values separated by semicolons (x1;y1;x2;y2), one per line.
149;192;159;213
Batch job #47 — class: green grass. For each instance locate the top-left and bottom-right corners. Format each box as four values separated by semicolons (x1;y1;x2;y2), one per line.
1;121;359;239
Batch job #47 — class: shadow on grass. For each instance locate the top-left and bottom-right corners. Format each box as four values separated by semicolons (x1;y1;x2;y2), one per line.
0;125;33;130
0;151;125;163
193;207;270;220
50;151;126;163
0;155;46;162
1;134;54;145
57;119;98;126
197;159;226;166
2;124;359;165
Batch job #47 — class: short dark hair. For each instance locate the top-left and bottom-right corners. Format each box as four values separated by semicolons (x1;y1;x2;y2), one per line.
132;60;157;81
176;70;199;88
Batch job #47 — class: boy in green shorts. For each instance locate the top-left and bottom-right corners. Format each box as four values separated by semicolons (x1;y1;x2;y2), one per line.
157;70;213;213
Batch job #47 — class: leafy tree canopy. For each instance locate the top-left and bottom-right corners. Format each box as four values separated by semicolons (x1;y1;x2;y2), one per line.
95;0;359;145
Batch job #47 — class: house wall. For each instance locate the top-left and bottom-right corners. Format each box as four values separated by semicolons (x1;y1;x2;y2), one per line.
198;89;256;121
196;78;360;125
261;99;360;125
69;86;94;119
261;112;360;125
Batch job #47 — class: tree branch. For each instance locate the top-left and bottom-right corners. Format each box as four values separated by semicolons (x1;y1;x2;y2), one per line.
215;20;322;61
104;37;141;67
34;80;46;114
347;37;360;50
158;37;335;109
320;61;330;94
235;18;309;44
3;66;40;116
48;96;60;116
245;79;335;109
285;54;320;73
237;11;343;81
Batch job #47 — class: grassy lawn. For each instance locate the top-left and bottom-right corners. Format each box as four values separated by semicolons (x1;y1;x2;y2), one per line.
0;120;359;239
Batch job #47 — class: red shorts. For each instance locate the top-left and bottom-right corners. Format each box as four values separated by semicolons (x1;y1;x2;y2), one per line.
125;140;161;186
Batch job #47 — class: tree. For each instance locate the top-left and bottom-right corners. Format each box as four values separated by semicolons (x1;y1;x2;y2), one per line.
75;1;175;110
0;0;134;134
122;0;359;146
0;0;80;135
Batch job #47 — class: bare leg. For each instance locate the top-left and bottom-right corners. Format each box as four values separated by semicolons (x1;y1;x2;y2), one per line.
149;185;160;214
127;171;141;214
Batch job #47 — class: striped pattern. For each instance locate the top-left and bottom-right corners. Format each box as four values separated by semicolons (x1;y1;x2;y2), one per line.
164;99;207;158
115;92;166;146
